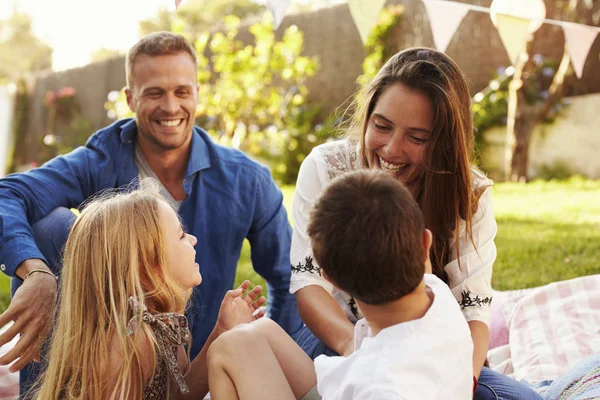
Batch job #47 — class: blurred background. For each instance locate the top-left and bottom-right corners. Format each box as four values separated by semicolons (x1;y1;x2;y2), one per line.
0;0;599;309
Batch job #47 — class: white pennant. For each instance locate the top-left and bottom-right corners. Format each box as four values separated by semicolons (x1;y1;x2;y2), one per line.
348;0;388;44
494;14;532;65
422;0;470;52
562;21;599;79
266;0;292;30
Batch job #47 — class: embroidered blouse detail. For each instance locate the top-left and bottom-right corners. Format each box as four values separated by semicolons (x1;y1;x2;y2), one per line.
127;297;190;397
321;140;360;180
291;256;321;276
459;291;493;309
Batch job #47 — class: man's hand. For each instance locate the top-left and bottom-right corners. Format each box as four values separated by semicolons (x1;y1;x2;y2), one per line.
0;259;58;372
214;280;266;336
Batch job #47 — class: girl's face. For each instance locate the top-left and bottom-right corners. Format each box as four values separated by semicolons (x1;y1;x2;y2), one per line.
364;82;434;197
158;200;202;289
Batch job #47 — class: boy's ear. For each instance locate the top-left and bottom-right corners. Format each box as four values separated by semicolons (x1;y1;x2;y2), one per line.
422;228;433;263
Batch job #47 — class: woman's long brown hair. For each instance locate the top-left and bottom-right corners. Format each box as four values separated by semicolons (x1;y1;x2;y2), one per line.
346;47;490;281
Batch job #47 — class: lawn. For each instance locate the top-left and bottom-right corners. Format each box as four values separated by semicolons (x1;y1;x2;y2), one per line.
1;177;599;311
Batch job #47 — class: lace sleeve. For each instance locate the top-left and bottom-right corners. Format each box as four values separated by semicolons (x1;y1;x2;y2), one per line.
289;150;333;294
445;187;497;326
289;140;360;294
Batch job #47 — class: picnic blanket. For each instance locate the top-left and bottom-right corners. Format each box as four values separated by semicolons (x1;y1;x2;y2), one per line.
488;274;600;384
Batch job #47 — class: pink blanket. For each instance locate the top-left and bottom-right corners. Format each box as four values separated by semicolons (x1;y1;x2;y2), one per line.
488;274;600;384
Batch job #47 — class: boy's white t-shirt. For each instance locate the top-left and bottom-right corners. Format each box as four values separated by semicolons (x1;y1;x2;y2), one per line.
314;274;474;400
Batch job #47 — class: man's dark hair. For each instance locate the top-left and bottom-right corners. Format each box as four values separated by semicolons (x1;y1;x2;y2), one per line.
307;170;425;305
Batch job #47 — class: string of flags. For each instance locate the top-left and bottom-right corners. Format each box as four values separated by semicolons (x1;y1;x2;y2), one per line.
175;0;599;79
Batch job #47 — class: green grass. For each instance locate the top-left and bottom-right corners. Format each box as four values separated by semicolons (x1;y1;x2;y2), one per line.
2;178;599;311
490;177;600;290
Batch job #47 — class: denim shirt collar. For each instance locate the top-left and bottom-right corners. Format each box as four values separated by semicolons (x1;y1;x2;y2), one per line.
118;118;211;178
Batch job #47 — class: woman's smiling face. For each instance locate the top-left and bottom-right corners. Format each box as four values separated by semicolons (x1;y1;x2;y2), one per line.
364;82;434;196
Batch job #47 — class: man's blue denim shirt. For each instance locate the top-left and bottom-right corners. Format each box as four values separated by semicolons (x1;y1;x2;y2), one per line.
0;118;302;357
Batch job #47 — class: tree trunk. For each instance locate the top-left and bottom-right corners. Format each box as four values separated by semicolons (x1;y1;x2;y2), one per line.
509;111;536;182
504;45;534;182
504;44;572;182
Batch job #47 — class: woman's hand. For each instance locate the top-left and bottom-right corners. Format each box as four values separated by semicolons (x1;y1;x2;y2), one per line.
214;280;266;335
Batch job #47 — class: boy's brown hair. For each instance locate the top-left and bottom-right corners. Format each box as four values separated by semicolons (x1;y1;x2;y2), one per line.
307;170;425;305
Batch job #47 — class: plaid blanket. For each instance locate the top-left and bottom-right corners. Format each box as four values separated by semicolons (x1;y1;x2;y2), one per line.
488;275;600;384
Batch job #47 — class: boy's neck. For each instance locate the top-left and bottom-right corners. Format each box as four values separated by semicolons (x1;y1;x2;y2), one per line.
357;280;433;337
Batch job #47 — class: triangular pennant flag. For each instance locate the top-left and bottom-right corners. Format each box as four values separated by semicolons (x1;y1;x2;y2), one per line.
494;14;532;65
266;0;292;30
348;0;388;44
423;0;470;52
175;0;182;10
562;22;599;79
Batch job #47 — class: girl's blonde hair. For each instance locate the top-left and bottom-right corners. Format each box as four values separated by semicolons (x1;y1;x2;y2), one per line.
35;182;191;399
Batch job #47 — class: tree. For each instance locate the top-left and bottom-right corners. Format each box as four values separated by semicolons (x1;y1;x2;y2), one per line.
91;47;124;62
0;11;53;84
505;0;600;182
138;0;264;42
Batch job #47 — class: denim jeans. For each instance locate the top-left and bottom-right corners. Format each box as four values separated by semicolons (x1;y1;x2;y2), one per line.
475;367;543;400
294;324;339;359
11;207;76;397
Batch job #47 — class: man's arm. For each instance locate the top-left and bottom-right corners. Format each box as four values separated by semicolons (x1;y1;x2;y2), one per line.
0;146;98;277
246;166;302;337
0;137;111;370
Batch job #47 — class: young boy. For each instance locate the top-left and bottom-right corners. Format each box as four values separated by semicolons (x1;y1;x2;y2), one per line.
207;170;474;399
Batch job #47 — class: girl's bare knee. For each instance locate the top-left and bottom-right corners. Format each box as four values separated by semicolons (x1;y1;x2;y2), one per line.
208;324;263;364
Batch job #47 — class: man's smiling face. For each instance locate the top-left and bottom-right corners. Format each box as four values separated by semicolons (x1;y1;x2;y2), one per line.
126;52;199;152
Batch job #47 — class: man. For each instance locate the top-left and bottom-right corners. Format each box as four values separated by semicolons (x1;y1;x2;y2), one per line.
0;31;302;393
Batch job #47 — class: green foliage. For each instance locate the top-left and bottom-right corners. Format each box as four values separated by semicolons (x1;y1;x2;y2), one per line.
536;160;576;181
39;87;92;164
472;55;569;163
139;0;264;43
357;5;404;87
91;47;124;62
0;12;52;84
195;15;322;184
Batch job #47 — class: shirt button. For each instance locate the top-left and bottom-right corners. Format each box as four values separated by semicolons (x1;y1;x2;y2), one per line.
183;179;188;185
0;264;5;271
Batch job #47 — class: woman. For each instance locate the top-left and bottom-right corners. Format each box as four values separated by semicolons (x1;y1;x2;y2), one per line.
290;47;541;399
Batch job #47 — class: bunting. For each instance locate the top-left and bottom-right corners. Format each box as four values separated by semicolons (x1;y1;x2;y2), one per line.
494;14;532;65
562;22;599;79
423;0;470;52
348;0;387;44
420;0;600;78
266;0;292;30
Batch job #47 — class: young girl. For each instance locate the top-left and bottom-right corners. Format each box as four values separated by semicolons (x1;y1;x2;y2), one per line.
290;47;542;399
33;182;265;399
